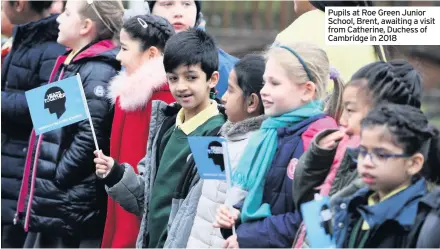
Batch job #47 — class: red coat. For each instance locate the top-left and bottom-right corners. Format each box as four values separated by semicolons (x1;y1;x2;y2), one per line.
101;57;174;248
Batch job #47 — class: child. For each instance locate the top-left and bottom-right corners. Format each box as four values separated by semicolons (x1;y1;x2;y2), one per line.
292;60;423;247
94;29;226;248
101;15;175;249
293;60;423;207
214;42;344;248
164;54;266;248
332;104;439;248
1;1;65;247
147;0;238;98
17;0;124;247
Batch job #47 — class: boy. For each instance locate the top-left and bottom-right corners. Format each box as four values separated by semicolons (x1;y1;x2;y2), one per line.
1;1;65;247
148;0;238;98
94;29;226;248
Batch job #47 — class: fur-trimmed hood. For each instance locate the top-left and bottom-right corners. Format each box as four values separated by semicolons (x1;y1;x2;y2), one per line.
108;56;168;111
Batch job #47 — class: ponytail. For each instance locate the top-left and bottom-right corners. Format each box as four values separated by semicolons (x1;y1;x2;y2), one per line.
426;127;440;184
325;67;345;121
79;0;124;42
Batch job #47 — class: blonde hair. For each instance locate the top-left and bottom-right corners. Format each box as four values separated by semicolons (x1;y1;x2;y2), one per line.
265;42;344;120
79;0;124;42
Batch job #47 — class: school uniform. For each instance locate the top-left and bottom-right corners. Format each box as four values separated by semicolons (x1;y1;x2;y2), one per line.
221;114;339;248
332;178;428;248
103;100;226;248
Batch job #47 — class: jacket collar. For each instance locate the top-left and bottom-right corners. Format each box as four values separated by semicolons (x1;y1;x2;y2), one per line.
13;14;60;45
48;40;118;83
108;56;169;111
68;40;116;63
346;178;427;230
277;114;326;138
220;115;266;141
419;187;440;209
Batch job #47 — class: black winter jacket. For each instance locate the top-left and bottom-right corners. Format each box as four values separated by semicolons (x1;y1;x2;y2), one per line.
407;187;440;248
1;14;65;225
19;40;120;237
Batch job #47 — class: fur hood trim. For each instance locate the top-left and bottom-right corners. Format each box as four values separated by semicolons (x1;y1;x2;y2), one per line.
108;56;168;111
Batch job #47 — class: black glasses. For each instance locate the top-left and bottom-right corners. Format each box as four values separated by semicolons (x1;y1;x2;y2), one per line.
347;147;410;167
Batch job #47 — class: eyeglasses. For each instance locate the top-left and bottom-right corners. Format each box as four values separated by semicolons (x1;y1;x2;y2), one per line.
347;147;410;167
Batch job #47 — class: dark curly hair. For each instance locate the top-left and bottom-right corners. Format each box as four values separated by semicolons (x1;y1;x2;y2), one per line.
362;104;440;183
349;60;422;109
123;14;175;52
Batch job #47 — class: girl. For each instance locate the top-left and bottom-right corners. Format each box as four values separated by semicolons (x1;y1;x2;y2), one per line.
101;14;175;249
332;104;439;248
164;54;267;248
147;0;238;98
292;60;423;248
1;1;65;247
214;42;344;248
18;0;124;247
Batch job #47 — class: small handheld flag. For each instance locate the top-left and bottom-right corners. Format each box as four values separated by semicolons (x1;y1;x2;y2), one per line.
188;136;236;234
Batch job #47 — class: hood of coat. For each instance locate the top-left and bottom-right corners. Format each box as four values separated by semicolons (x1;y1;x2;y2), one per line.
220;115;266;141
108;56;168;111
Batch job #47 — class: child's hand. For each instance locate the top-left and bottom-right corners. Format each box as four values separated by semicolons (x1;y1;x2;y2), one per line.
223;235;239;249
94;150;114;176
318;129;346;150
213;205;240;229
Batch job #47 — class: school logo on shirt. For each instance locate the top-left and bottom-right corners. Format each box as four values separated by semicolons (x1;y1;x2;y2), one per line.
287;158;298;180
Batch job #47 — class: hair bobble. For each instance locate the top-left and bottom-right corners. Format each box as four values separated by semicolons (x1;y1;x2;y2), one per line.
329;66;340;80
138;18;148;29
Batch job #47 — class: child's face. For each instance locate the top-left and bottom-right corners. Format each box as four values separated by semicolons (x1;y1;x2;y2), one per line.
116;29;150;75
152;0;197;33
222;70;249;123
167;64;218;115
339;85;371;137
56;0;85;48
357;125;419;199
260;57;312;116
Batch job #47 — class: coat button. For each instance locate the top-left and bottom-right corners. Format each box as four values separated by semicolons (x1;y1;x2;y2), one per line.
23;147;27;153
338;222;344;228
340;203;347;209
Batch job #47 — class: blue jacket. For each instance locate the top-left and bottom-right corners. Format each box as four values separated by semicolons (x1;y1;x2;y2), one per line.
217;48;238;98
1;14;65;225
332;178;427;248
227;114;333;248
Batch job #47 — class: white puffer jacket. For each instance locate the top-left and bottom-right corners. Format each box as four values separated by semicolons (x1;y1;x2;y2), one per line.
186;116;266;248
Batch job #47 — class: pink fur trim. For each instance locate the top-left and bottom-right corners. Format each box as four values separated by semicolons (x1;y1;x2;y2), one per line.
108;56;168;111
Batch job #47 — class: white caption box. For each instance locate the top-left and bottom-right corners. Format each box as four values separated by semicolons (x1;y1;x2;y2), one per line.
325;7;440;45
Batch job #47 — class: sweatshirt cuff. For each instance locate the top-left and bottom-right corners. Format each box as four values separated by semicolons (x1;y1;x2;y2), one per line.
102;161;124;188
311;129;340;156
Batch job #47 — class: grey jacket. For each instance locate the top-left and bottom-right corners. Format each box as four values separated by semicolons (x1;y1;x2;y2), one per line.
164;116;265;248
105;100;173;248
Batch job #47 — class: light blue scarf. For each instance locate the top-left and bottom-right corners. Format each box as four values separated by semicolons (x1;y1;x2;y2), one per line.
232;100;324;223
